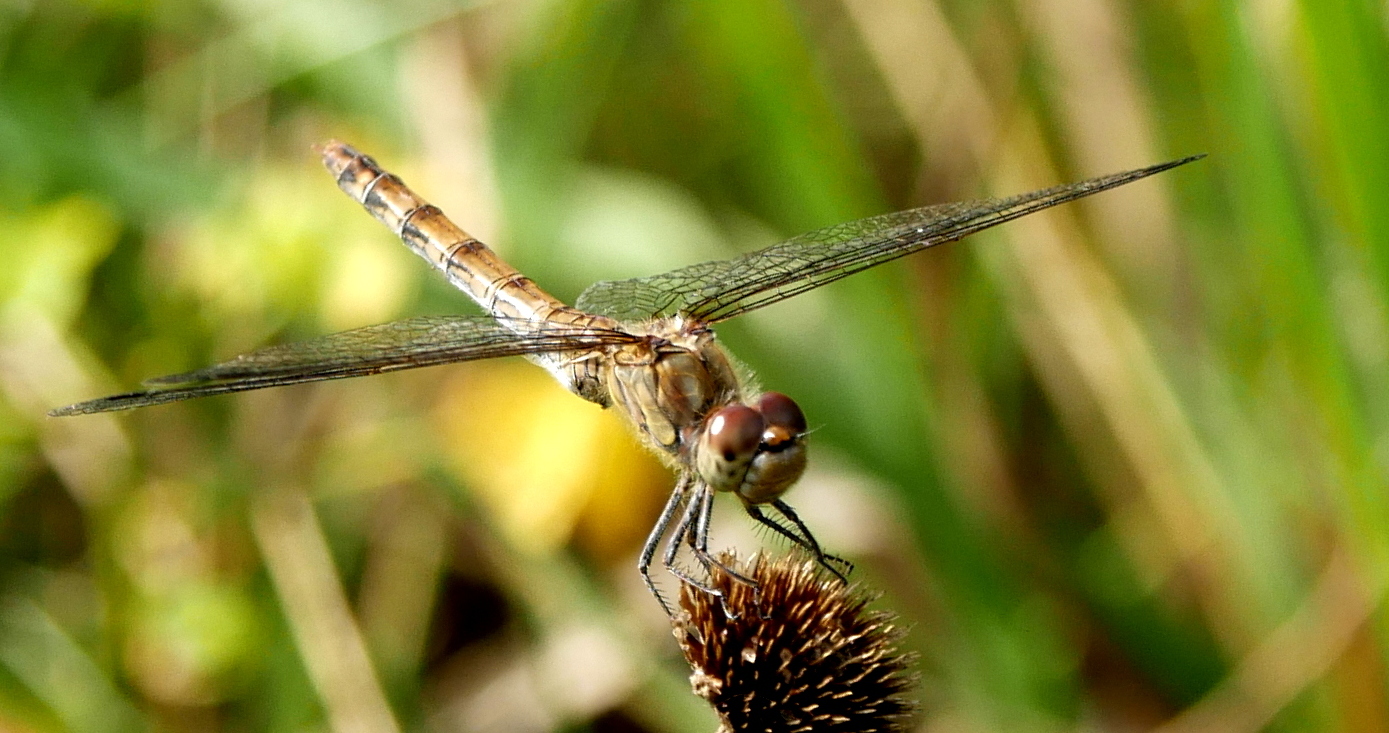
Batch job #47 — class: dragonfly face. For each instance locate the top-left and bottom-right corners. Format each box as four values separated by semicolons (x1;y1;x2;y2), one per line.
694;393;809;504
51;141;1203;614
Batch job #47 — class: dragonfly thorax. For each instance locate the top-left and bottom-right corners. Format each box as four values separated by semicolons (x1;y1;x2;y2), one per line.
603;322;741;454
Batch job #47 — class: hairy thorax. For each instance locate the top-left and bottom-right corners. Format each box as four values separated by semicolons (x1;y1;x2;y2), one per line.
600;316;744;458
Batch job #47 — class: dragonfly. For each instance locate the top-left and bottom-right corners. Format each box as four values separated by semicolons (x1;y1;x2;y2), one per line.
53;141;1202;613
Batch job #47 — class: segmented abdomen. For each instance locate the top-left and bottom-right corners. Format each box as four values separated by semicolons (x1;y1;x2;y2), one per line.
320;141;611;332
319;140;617;403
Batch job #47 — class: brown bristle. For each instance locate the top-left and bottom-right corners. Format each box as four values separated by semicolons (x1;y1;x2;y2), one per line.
672;554;918;733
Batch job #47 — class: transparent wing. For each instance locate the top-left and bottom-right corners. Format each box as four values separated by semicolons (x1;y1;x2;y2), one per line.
575;155;1203;323
51;315;638;415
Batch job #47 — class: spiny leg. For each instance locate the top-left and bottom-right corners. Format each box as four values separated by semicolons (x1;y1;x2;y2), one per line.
662;485;728;606
639;474;692;615
772;499;854;579
687;483;760;595
745;503;834;568
744;499;853;583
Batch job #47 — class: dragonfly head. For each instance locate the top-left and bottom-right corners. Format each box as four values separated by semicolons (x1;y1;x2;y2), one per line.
696;392;808;504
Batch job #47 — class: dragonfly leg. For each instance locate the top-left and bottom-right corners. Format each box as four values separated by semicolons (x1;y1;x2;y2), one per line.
745;500;853;583
639;475;692;616
662;483;740;617
773;499;854;580
687;485;761;596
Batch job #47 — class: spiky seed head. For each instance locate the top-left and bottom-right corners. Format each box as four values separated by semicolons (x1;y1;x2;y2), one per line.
672;553;918;733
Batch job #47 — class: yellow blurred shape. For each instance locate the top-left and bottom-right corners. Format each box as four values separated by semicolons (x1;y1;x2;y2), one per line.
175;163;411;334
319;232;412;331
0;197;118;327
115;481;258;705
434;360;668;560
572;415;673;565
0;198;130;505
178;169;326;321
125;581;258;705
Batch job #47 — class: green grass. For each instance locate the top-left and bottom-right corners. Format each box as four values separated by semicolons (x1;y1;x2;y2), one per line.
1;0;1387;730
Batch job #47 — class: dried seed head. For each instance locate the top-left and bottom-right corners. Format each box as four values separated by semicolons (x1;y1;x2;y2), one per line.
673;554;918;733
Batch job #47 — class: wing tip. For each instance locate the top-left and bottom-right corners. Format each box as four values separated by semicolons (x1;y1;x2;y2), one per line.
48;388;179;416
1085;153;1206;194
1151;152;1207;174
49;400;116;417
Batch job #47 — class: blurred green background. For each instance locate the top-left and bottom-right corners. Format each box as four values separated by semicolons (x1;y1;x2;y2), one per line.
3;0;1388;731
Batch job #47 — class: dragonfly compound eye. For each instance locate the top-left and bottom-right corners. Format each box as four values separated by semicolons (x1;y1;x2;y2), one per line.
735;393;808;505
697;404;765;492
705;404;763;462
756;392;807;450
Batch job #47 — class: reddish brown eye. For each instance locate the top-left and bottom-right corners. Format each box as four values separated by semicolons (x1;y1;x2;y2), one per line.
757;392;806;449
706;404;763;462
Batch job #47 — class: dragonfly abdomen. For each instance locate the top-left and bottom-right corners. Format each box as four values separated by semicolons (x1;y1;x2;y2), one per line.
321;140;619;406
321;141;565;325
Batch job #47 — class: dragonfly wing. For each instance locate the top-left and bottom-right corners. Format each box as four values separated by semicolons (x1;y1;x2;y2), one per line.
575;155;1203;323
51;315;637;415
